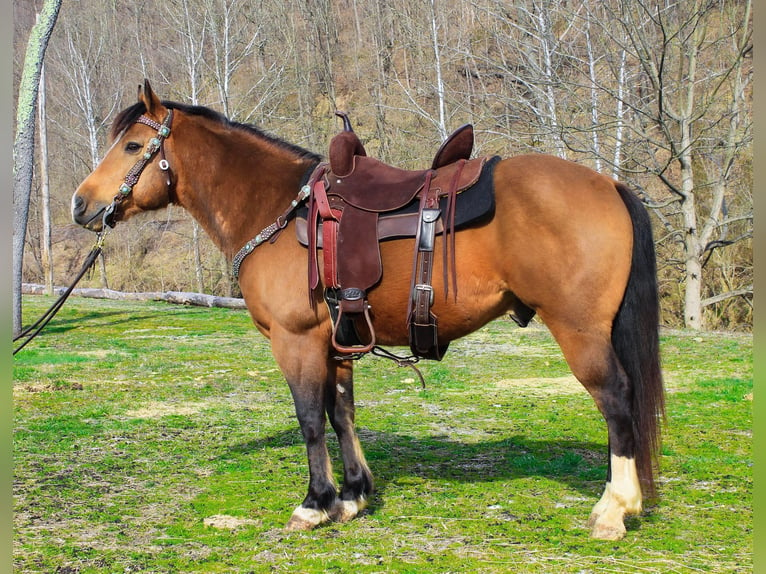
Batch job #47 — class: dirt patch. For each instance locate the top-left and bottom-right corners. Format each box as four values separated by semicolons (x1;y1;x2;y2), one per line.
77;349;132;359
125;401;207;418
203;514;261;530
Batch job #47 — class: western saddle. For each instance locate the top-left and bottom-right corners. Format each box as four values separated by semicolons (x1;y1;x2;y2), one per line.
305;112;493;360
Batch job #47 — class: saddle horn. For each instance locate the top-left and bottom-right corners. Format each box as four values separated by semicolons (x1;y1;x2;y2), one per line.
334;110;354;132
329;111;366;176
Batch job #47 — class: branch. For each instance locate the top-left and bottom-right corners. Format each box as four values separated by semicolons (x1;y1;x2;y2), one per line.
701;286;752;308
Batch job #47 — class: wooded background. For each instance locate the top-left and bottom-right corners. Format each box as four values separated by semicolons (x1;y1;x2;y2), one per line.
14;0;752;330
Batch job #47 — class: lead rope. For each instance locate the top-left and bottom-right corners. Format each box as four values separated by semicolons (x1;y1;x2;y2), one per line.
13;232;108;355
370;346;427;390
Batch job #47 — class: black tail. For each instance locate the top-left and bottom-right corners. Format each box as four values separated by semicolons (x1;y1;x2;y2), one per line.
612;183;665;500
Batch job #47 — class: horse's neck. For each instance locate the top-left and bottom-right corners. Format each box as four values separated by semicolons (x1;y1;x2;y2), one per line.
174;125;313;258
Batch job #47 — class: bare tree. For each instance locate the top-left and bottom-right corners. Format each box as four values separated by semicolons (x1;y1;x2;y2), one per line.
50;15;122;289
300;0;339;109
19;0;752;330
469;0;582;157
608;0;752;329
383;0;469;155
54;27;119;168
204;0;263;119
428;0;448;140
164;0;209;293
369;0;394;160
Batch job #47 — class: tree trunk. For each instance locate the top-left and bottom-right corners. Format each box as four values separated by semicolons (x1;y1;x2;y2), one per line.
428;0;448;140
193;220;204;293
38;60;53;296
13;1;63;336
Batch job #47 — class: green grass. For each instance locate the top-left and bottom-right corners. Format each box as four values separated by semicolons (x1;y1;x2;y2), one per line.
14;295;752;573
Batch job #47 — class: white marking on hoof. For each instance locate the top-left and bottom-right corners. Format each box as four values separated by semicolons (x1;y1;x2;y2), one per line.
285;505;329;531
588;456;643;539
587;483;612;528
591;520;627;541
610;455;642;515
329;497;368;523
589;488;628;540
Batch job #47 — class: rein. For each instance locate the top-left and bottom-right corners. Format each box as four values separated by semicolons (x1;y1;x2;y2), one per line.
13;233;107;354
14;111;174;353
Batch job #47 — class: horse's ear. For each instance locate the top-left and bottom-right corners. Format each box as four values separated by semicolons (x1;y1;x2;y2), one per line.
138;79;162;116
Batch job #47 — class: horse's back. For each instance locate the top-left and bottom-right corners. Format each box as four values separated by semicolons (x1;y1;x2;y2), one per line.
364;154;635;345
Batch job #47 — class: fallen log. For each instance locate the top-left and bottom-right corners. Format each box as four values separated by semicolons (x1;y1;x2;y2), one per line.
22;283;247;309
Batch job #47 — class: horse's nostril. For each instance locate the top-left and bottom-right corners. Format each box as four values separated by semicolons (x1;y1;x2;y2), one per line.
72;195;85;216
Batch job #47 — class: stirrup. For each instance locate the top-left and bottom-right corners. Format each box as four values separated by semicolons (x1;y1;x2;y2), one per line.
332;302;376;355
325;288;376;355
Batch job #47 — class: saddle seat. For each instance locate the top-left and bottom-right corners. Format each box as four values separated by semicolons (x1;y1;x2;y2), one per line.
330;111;474;173
326;154;484;213
306;113;493;359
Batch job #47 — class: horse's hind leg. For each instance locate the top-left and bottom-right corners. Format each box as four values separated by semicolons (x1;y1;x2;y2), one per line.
324;360;374;522
546;323;642;540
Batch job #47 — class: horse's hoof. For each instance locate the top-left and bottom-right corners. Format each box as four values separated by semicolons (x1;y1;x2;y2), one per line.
586;511;600;528
285;506;327;531
328;498;367;523
590;520;627;540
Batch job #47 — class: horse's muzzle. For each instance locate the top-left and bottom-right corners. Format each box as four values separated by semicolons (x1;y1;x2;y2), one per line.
71;193;108;231
71;194;87;220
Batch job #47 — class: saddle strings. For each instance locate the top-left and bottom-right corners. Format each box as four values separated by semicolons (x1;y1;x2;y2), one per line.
444;159;465;302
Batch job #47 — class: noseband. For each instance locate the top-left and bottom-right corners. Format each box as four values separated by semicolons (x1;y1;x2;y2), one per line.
102;109;174;228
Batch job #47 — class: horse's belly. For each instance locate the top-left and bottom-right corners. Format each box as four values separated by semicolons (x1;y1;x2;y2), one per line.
365;232;512;346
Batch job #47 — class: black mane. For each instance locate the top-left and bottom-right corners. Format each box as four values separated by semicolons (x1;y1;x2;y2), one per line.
110;100;322;163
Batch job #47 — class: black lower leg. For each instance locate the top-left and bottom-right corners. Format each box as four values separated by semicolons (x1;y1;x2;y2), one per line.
292;388;339;512
326;365;374;502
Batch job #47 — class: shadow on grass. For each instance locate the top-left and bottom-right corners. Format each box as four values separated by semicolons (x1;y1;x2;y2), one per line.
20;310;157;336
232;428;607;502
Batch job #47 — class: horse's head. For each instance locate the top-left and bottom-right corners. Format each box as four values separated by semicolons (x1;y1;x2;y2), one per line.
72;79;175;231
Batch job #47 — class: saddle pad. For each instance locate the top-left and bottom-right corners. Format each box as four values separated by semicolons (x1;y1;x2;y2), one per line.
295;155;500;247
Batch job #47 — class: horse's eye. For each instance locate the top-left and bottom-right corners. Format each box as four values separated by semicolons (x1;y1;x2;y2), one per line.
125;142;142;153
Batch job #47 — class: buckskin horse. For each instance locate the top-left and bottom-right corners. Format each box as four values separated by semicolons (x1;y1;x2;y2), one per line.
71;80;663;540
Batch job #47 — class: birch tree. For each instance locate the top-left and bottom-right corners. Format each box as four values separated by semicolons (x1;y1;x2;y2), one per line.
164;0;208;293
13;0;62;336
428;0;448;140
383;0;463;157
204;0;264;119
471;0;578;157
51;12;123;289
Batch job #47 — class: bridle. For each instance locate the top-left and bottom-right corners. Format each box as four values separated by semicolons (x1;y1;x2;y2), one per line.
97;109;174;229
16;110;174;354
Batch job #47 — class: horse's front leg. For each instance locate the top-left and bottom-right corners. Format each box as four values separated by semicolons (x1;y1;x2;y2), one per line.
324;359;374;522
269;327;337;530
271;328;371;530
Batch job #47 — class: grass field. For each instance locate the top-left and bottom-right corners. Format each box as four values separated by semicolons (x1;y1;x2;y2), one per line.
13;295;752;573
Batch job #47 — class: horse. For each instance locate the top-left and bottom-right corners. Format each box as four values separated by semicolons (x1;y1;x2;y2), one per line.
71;80;664;540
